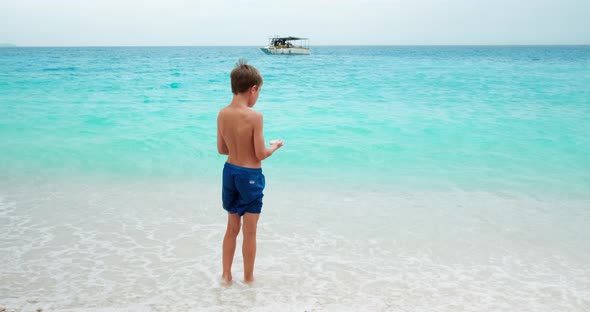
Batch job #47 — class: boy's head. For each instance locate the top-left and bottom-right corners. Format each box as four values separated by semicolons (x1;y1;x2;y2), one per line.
230;59;263;95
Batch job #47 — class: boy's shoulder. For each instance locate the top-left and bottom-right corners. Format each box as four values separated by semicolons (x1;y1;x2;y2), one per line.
218;106;263;124
249;108;262;118
248;109;263;124
222;106;262;117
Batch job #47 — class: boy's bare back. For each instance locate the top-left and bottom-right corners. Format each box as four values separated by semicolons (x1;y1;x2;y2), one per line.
217;105;264;169
217;61;282;169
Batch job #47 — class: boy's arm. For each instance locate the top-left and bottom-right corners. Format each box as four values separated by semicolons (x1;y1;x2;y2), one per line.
217;115;229;155
253;113;282;161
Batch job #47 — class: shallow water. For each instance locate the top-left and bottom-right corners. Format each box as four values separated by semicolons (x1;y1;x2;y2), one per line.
1;179;589;311
1;46;589;194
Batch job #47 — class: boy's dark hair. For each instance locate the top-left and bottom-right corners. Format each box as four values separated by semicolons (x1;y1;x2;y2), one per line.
230;59;263;95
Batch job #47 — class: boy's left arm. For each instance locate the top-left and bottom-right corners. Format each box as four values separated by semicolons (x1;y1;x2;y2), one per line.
217;116;229;155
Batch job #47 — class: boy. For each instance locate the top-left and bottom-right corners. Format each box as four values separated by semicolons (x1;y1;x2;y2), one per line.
217;60;283;284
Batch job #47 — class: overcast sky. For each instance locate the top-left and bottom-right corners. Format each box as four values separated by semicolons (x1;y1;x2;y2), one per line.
1;0;589;46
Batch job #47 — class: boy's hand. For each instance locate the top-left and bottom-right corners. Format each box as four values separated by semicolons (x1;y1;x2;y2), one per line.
270;139;284;149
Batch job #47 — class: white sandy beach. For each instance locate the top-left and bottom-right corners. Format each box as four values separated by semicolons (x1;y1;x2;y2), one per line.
1;178;589;311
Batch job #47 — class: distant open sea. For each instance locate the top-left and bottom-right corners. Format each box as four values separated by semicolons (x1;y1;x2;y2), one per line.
1;46;589;311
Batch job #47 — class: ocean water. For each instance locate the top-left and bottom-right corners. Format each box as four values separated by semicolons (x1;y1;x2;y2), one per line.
1;46;589;311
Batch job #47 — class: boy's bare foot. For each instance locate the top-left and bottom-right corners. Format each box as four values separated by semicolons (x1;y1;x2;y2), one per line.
221;274;232;286
244;276;254;284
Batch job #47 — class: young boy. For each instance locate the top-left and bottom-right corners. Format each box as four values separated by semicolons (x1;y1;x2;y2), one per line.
217;60;283;284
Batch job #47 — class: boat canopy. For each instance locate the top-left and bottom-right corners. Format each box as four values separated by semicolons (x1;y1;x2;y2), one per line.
272;36;308;41
271;37;308;41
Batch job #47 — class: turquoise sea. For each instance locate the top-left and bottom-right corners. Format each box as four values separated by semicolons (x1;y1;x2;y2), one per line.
1;46;589;311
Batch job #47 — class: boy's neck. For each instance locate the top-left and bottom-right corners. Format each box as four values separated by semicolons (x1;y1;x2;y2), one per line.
230;93;252;108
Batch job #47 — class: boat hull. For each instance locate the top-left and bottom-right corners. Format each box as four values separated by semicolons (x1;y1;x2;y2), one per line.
260;47;310;55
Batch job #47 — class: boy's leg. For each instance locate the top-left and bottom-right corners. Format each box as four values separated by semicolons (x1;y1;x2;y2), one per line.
242;212;260;283
222;213;241;283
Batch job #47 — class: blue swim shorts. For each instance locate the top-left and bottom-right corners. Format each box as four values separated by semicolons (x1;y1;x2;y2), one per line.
222;162;265;216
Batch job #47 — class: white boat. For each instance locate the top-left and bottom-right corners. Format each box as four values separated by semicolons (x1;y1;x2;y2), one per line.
260;36;310;55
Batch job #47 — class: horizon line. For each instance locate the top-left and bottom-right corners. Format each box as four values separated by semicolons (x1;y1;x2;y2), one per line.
2;43;590;48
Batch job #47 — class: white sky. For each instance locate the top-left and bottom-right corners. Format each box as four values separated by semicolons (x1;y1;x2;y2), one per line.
1;0;589;46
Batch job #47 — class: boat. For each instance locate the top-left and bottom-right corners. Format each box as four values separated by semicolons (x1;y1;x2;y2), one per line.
260;36;310;55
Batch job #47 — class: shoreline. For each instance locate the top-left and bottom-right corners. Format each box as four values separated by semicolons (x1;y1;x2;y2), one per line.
1;172;588;201
1;178;589;311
